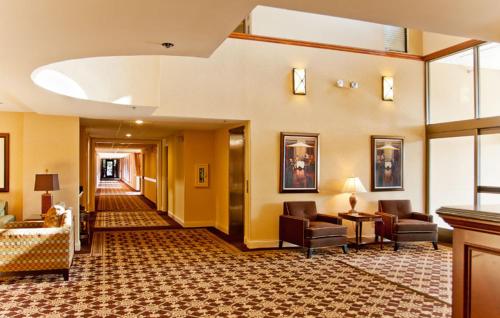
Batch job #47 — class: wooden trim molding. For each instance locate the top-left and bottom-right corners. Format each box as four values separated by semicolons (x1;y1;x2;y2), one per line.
422;39;486;61
229;32;423;61
426;116;500;135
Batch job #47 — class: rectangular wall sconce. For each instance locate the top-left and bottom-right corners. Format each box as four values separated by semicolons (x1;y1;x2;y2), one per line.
293;68;306;95
382;76;394;101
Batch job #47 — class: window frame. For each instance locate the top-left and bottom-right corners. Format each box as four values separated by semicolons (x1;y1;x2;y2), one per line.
425;42;500;214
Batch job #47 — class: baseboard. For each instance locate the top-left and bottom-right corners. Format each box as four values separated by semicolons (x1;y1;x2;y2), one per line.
245;239;300;249
168;211;184;226
183;220;215;228
215;223;229;235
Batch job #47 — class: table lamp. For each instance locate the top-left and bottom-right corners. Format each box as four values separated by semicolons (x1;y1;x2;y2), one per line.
34;171;60;214
342;177;366;212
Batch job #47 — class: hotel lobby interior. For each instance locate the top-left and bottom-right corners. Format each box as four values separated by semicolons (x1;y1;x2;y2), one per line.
0;1;499;317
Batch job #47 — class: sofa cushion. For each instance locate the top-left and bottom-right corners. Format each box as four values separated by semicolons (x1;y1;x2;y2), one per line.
305;221;347;238
396;219;437;233
0;215;15;228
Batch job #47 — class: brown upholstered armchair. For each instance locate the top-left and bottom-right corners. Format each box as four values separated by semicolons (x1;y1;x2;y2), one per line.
279;201;348;258
375;200;438;251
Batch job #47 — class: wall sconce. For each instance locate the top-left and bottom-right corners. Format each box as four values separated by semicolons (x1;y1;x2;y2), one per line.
292;68;306;95
382;76;394;101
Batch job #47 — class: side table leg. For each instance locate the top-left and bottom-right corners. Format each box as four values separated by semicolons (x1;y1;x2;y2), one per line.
380;220;384;250
355;221;359;252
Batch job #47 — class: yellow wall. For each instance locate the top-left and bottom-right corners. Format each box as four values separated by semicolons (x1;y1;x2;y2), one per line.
183;130;216;226
143;146;157;204
22;113;80;219
172;135;185;222
0;112;79;250
0;112;24;220
157;38;425;248
213;128;229;233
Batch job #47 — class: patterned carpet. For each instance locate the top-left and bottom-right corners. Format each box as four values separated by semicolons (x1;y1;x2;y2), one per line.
94;211;170;229
331;243;452;304
0;229;451;317
95;180;155;211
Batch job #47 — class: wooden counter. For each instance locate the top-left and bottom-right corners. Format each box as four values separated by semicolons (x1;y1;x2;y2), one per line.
437;206;500;318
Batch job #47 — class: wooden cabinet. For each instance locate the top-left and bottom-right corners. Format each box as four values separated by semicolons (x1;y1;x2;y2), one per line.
438;206;500;318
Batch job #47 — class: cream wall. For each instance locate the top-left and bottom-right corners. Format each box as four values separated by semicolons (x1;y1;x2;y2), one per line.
156;38;425;248
250;6;423;55
0;112;24;220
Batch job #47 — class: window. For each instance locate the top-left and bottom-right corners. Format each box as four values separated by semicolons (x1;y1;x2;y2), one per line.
479;43;500;118
383;26;407;52
428;49;475;124
429;136;475;228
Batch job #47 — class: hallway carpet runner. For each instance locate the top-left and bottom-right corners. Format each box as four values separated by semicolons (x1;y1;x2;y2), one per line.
95;180;155;211
0;229;451;317
94;211;170;229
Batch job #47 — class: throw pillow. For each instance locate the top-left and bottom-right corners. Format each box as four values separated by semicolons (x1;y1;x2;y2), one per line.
43;207;60;228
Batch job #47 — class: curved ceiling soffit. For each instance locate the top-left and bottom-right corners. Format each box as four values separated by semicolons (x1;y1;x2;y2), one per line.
30;56;162;111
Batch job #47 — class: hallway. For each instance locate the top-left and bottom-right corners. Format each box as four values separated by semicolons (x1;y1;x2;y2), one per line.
95;180;156;211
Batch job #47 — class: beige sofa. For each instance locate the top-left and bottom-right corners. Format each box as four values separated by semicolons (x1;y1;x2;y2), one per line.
0;209;74;280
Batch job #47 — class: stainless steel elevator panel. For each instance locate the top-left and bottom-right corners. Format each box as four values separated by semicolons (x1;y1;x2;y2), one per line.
229;127;245;240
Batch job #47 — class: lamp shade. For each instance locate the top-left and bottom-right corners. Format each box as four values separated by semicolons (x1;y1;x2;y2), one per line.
34;174;60;191
342;177;366;194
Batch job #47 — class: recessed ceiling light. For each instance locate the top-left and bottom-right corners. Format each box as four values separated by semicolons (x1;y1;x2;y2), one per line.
161;42;174;49
126;133;132;138
135;119;144;125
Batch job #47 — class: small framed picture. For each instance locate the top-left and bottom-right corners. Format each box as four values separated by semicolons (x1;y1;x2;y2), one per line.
280;132;319;193
195;164;209;187
371;136;404;191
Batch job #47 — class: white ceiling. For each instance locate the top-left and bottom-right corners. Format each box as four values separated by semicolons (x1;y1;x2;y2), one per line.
1;0;500;117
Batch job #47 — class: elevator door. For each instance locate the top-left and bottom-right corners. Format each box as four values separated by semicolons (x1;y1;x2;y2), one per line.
229;127;245;241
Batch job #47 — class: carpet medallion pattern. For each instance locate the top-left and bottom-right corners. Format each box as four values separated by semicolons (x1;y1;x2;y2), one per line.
327;243;452;304
94;211;170;229
0;229;451;317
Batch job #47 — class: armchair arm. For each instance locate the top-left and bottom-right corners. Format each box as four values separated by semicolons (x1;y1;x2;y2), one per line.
279;215;309;246
0;226;72;271
4;221;44;229
375;212;397;239
316;213;342;225
410;212;433;222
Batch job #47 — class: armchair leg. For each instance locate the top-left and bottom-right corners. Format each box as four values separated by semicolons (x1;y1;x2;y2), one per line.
394;242;399;252
432;242;438;250
62;269;69;281
278;240;283;249
306;248;313;259
341;244;349;254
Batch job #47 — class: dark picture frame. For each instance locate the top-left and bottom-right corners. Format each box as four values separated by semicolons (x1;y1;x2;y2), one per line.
0;133;9;192
280;132;319;193
371;135;404;192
